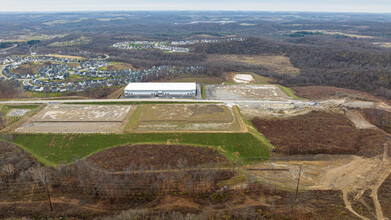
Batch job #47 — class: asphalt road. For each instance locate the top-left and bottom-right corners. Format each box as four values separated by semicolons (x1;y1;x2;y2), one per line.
0;98;312;105
0;65;7;79
0;44;17;53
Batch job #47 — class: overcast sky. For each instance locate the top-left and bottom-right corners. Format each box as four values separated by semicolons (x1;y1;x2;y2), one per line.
1;0;391;13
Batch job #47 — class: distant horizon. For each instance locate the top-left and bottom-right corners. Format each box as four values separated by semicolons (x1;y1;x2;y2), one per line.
2;0;391;13
0;10;391;14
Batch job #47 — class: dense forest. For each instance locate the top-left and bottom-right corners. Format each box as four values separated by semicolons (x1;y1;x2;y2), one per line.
0;80;21;99
2;12;391;99
195;38;391;99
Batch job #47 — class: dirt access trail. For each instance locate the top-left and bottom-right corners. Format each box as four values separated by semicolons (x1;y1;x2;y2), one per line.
312;142;391;220
245;142;391;219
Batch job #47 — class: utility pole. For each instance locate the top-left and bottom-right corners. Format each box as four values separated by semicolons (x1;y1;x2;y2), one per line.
45;182;53;211
291;165;302;219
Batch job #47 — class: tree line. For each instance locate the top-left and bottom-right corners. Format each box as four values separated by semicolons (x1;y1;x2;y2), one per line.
195;37;391;99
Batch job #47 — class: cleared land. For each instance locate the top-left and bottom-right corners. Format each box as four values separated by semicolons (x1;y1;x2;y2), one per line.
13;62;48;75
374;42;391;48
292;86;385;102
105;62;134;71
288;30;375;39
0;104;43;131
1;105;40;116
228;72;272;84
16;104;133;133
245;152;391;219
232;73;254;83
31;104;130;122
36;54;85;60
206;84;292;100
165;76;224;84
363;108;391;134
126;104;246;132
48;36;91;47
252;111;388;157
209;55;300;75
86;144;229;171
6;109;30;117
345;109;376;129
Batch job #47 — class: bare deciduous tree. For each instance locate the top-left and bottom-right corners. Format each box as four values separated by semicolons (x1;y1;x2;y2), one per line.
1;163;15;177
30;165;53;211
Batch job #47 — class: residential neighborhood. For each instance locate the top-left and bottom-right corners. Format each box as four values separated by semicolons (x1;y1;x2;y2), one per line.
0;55;203;94
112;38;245;53
113;41;190;53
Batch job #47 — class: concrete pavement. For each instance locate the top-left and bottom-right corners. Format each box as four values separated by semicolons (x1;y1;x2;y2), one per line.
0;98;313;105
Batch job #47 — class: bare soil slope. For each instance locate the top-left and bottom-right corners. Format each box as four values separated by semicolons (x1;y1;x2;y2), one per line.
363;108;391;134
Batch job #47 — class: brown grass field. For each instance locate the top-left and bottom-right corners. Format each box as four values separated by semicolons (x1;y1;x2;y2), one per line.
163;76;225;84
37;54;85;59
13;62;48;75
140;104;233;123
106;62;134;71
292;86;386;102
209;54;300;75
125;104;246;132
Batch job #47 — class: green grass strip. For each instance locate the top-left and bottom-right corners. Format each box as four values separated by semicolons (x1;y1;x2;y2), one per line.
277;85;302;100
4;132;271;167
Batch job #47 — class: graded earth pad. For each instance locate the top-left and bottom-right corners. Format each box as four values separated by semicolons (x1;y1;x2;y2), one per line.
205;84;291;100
32;104;130;122
233;74;254;83
126;104;246;132
6;109;31;117
16;104;133;133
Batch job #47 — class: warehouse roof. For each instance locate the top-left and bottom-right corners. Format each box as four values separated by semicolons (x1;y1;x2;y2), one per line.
125;82;196;91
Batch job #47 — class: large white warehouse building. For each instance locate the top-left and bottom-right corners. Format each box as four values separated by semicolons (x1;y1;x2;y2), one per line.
124;82;197;97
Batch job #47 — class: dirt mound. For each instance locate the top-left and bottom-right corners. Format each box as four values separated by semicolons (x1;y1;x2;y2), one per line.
86;144;228;170
252;111;387;157
292;86;386;102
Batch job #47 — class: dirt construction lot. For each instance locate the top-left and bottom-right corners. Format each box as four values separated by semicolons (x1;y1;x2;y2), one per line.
205;84;291;100
245;152;391;220
31;104;130;122
16;104;133;133
126;104;246;132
